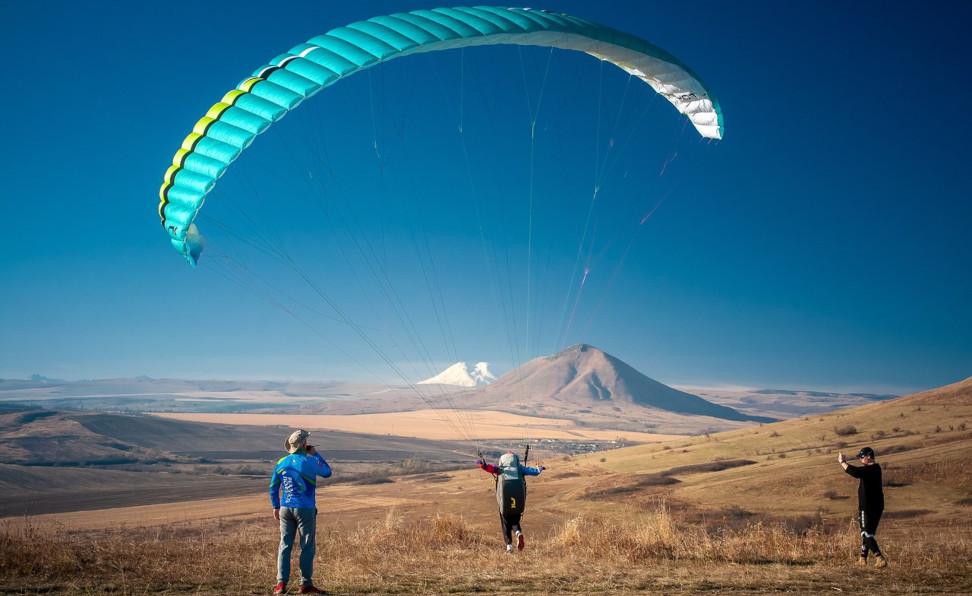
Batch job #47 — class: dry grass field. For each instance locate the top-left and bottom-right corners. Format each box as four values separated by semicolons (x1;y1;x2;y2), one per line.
5;504;970;595
152;410;681;442
2;378;970;594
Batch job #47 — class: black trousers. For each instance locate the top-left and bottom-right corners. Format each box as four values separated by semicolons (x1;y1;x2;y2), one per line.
859;509;883;556
499;510;523;546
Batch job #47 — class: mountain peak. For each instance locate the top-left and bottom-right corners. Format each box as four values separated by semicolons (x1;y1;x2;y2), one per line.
418;362;495;387
485;345;770;423
561;343;596;354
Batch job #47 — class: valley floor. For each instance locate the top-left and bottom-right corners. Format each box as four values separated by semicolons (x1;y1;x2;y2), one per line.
151;410;680;442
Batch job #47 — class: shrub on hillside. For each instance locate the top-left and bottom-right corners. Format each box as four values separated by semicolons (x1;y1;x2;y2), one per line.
834;425;858;436
350;470;394;485
659;460;756;477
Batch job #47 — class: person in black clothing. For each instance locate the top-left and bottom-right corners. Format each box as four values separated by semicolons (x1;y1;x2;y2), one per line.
838;446;888;568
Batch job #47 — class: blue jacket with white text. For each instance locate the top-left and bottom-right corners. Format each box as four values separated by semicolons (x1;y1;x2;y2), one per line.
269;451;332;509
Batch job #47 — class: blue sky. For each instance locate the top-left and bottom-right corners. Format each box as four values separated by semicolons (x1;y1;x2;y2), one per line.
1;1;969;393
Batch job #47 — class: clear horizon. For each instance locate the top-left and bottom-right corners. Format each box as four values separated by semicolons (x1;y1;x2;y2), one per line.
7;344;949;396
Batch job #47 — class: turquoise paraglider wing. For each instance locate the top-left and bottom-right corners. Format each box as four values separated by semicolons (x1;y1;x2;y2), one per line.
158;6;724;265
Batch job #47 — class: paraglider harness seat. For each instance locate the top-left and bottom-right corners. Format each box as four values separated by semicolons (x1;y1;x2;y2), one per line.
498;460;525;516
490;446;529;517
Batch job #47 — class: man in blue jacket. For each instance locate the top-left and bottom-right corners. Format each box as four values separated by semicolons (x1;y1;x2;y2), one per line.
271;429;332;595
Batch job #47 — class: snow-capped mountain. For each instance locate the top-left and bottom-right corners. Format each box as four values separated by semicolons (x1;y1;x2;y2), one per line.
418;362;495;387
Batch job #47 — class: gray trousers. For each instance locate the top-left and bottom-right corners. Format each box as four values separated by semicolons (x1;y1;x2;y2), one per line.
277;507;317;585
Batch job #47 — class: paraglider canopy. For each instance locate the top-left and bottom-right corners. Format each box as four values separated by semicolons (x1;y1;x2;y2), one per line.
157;6;723;265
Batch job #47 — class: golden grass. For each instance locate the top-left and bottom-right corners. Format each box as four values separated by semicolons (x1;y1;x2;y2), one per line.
3;503;970;595
152;410;681;442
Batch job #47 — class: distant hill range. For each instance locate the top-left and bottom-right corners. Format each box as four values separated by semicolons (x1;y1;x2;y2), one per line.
0;346;766;434
2;345;914;434
752;388;897;399
687;386;897;420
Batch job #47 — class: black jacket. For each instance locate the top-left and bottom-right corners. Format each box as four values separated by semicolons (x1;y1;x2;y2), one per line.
845;463;884;511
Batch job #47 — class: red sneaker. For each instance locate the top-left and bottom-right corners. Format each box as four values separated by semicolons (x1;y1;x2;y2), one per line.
298;585;324;594
273;582;287;595
516;530;525;551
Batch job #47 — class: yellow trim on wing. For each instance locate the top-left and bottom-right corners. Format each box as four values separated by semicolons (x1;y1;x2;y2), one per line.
239;77;263;93
163;164;180;186
172;148;190;168
192;116;217;136
222;89;246;105
181;132;204;152
205;102;233;121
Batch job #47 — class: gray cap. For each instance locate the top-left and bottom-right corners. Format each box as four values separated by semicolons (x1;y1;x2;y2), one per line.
287;429;309;453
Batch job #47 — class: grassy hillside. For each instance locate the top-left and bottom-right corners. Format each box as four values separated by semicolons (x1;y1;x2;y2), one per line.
588;376;972;518
1;378;970;593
